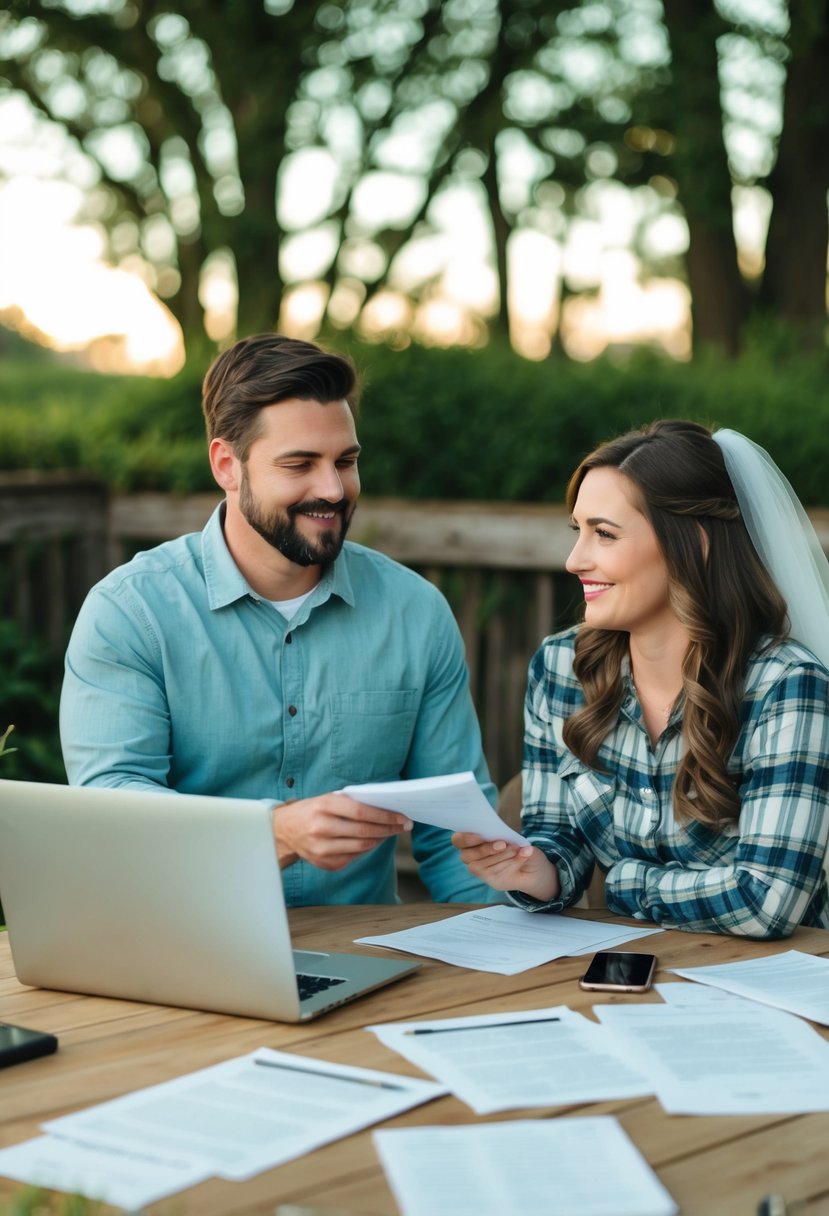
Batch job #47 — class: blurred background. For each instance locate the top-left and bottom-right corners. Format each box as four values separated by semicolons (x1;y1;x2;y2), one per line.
1;0;828;791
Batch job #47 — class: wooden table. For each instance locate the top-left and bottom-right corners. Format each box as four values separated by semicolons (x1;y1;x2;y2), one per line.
2;905;829;1216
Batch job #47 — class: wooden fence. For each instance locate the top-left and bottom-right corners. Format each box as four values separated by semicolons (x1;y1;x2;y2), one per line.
4;472;829;786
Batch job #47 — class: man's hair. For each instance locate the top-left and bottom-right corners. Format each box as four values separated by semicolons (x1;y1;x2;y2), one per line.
562;418;788;828
202;333;359;460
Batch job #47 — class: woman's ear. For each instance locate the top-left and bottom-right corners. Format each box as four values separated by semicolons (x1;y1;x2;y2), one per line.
697;521;710;563
209;437;241;493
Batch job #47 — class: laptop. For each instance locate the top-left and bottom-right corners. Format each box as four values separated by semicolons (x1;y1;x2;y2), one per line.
0;779;419;1021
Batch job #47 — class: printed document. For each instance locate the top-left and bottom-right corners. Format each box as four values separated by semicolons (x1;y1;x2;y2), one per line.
595;1003;829;1115
356;903;662;974
655;981;750;1008
0;1134;211;1213
340;770;526;844
670;949;829;1025
368;1005;651;1113
373;1117;678;1216
41;1048;445;1182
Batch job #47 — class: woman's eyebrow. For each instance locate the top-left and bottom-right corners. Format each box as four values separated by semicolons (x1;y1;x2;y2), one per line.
569;513;622;528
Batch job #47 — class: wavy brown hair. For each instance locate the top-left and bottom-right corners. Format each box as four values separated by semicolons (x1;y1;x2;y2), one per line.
562;419;788;827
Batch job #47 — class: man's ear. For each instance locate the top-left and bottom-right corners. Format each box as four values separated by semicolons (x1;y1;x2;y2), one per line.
209;437;241;493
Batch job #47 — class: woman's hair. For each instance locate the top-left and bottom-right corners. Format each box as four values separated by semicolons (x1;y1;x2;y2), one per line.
202;333;358;461
562;419;788;827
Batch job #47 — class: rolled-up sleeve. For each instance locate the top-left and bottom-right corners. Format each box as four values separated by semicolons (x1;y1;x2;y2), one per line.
507;641;596;913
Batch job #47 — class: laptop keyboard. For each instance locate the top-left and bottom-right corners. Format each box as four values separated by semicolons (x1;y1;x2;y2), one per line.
297;972;347;1001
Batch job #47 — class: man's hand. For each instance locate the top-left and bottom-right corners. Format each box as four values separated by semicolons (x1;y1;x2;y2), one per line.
273;794;413;871
451;832;560;902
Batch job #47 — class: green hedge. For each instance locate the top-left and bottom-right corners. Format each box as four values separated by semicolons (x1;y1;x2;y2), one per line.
1;338;829;504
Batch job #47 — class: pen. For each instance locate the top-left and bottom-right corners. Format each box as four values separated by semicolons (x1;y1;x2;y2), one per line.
254;1057;407;1091
757;1196;787;1216
406;1016;561;1035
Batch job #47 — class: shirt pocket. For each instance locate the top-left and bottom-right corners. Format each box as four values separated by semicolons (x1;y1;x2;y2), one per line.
329;688;419;784
556;753;617;856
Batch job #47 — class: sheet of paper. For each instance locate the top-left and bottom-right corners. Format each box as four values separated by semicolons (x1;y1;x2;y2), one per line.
43;1048;446;1182
356;903;662;974
368;1005;652;1113
670;949;829;1025
340;770;526;845
0;1134;211;1213
655;981;752;1008
373;1117;678;1216
595;1003;829;1115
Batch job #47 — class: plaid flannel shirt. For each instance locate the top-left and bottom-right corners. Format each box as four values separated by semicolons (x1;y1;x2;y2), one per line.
510;627;829;938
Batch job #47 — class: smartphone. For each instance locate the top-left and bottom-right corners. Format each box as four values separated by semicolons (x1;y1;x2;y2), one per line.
578;951;657;993
0;1022;58;1068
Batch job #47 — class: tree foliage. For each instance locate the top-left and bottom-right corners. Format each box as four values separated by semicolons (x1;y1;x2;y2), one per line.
0;0;826;358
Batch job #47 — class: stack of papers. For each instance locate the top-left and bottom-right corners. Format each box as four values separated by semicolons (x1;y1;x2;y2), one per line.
595;1002;829;1115
0;1048;445;1211
374;1118;678;1216
356;903;662;973
368;1006;651;1113
669;948;829;1025
340;770;526;845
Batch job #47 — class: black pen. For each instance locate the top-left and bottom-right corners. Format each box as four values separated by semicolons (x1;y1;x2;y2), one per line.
406;1016;561;1035
254;1056;407;1091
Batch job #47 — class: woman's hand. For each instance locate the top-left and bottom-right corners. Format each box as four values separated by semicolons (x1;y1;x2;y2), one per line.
451;832;560;902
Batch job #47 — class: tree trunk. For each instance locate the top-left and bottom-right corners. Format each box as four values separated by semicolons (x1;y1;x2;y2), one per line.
661;0;748;356
759;3;829;348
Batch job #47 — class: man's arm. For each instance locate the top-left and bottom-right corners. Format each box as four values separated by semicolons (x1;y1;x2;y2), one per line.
61;583;174;791
402;595;498;903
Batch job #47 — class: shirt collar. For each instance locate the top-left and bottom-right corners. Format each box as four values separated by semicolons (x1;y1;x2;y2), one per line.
200;502;357;612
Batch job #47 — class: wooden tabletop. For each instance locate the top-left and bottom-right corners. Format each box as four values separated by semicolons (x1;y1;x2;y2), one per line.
2;905;829;1216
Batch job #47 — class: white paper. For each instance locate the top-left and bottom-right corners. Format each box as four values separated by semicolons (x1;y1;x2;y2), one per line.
670;949;829;1025
0;1134;211;1212
373;1117;678;1216
356;903;662;974
655;981;752;1008
368;1006;652;1113
43;1048;446;1182
595;1003;829;1115
340;770;526;845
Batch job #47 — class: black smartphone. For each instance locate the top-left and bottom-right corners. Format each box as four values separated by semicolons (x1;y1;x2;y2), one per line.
0;1022;58;1068
578;951;657;993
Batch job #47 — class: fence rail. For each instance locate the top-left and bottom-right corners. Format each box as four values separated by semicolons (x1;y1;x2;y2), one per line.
4;472;829;785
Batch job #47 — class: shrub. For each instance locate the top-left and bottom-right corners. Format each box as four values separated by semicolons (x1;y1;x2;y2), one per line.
1;337;828;504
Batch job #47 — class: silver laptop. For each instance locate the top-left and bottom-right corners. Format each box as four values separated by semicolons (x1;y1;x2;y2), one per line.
0;779;419;1021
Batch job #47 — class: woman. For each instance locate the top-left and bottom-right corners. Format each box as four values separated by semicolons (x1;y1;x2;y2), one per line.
455;420;829;937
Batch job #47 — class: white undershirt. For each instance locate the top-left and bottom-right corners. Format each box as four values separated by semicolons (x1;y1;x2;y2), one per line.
268;588;314;621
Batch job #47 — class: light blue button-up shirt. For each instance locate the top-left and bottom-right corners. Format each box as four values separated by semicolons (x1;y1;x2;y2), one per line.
60;504;495;906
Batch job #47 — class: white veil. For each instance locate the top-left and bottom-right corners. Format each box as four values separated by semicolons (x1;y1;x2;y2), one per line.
713;428;829;670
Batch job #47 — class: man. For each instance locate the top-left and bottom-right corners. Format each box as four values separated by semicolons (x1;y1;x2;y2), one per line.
60;333;495;905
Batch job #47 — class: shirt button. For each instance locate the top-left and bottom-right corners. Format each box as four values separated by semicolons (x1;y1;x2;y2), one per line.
285;633;292;644
288;705;298;717
641;787;655;799
286;777;295;789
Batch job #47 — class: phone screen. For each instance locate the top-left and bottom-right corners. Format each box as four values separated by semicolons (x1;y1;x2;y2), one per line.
579;951;656;991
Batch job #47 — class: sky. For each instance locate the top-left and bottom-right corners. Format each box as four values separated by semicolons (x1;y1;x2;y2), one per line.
0;149;697;375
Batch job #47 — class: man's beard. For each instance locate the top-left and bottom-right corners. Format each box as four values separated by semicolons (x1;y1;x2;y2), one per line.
239;471;354;567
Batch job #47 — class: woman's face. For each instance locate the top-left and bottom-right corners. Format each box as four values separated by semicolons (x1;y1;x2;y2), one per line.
566;466;676;638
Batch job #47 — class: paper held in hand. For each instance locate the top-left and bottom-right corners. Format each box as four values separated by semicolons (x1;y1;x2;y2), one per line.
339;771;526;846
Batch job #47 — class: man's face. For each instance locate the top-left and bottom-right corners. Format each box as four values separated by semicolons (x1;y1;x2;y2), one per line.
237;397;361;568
